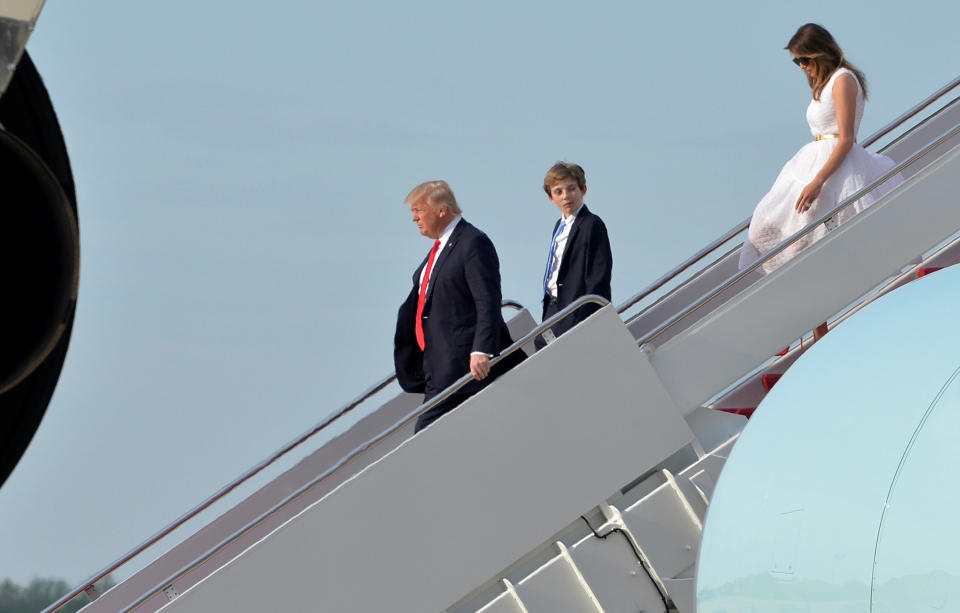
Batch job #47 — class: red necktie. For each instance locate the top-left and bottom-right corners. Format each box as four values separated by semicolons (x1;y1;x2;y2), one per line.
415;239;441;351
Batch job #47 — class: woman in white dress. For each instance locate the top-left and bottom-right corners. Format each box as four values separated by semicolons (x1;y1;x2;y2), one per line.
739;23;901;340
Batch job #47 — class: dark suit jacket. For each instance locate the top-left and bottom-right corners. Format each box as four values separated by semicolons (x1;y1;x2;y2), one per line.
394;219;518;402
541;204;613;337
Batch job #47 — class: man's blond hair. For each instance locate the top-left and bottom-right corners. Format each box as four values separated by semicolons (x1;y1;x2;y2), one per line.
405;180;462;215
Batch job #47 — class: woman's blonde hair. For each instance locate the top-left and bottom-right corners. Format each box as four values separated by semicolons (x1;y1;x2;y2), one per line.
786;23;868;101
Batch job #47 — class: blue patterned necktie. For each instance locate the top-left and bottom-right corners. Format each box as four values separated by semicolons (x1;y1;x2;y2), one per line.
542;220;567;299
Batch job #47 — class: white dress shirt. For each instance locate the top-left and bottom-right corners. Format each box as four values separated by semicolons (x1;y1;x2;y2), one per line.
419;216;461;286
415;216;485;357
546;205;582;298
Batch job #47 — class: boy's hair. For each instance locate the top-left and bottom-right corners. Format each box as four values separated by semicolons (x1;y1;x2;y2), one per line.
543;162;586;196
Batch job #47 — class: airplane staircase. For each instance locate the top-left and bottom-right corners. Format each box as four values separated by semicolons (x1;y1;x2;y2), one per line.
46;75;960;613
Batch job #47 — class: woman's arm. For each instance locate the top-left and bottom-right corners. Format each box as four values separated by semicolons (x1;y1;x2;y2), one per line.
795;72;857;213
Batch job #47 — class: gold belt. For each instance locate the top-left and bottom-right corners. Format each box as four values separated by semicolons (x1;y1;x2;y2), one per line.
816;133;840;141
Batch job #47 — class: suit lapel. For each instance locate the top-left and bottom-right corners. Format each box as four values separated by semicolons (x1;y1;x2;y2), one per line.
559;205;588;275
423;219;466;308
412;253;430;286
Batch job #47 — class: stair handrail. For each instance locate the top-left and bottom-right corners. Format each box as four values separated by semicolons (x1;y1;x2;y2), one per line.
860;75;960;149
638;121;960;349
111;295;611;613
622;91;960;334
615;217;749;315
42;300;528;613
616;74;960;318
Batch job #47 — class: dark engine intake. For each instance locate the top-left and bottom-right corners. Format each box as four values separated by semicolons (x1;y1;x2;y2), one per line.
0;51;79;489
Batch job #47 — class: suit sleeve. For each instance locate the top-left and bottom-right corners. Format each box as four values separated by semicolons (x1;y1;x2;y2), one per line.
393;286;426;393
463;233;504;355
583;217;613;301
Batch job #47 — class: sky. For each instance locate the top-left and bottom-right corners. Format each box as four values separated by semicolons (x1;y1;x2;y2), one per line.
0;0;957;591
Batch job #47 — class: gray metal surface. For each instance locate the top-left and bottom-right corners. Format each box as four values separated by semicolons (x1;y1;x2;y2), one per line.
0;0;43;96
650;141;960;411
882;97;960;172
157;306;695;612
68;310;537;613
626;248;762;346
616;75;960;322
449;426;742;613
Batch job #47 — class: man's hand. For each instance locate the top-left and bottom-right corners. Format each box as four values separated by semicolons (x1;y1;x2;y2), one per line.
470;353;491;380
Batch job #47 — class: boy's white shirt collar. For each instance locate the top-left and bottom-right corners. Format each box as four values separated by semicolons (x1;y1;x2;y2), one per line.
560;203;584;223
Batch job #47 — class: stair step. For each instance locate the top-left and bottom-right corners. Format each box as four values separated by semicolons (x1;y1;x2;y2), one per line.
515;543;603;613
476;581;528;613
619;471;702;579
567;531;670;613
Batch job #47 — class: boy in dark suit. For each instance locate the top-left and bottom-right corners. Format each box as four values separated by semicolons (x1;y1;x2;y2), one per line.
536;162;613;349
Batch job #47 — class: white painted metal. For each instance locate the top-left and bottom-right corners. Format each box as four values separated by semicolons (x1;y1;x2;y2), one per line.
90;394;426;613
0;0;44;95
618;471;702;580
662;579;695;613
0;0;43;21
625;96;960;370
80;310;537;613
475;581;528;613
514;543;604;613
650;142;960;411
157;307;695;613
676;436;738;513
620;86;960;345
626;250;764;347
683;407;746;455
707;233;960;415
565;529;667;613
883;98;960;167
450;418;741;613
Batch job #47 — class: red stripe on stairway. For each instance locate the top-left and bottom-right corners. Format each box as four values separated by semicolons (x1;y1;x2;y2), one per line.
761;373;782;392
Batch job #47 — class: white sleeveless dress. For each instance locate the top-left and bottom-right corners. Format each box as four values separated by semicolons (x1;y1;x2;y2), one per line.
739;68;902;272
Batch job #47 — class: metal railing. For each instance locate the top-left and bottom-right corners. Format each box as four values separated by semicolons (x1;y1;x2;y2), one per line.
861;76;960;148
115;295;610;613
615;74;960;318
614;218;749;316
43;299;528;613
638;121;960;349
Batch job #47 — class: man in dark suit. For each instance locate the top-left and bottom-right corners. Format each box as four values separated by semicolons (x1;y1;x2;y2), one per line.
536;162;613;349
394;180;520;432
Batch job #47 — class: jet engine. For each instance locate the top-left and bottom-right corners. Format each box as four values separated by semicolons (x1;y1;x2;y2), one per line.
0;47;79;489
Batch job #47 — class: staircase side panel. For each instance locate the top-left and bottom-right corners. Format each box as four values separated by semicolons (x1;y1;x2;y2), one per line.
158;306;694;613
652;143;960;410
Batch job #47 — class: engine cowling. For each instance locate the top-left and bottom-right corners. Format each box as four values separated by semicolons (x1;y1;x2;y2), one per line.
0;51;79;489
